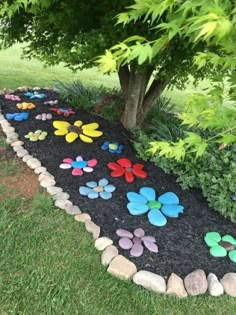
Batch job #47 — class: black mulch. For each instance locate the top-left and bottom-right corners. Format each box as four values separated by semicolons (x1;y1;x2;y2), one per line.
1;89;236;278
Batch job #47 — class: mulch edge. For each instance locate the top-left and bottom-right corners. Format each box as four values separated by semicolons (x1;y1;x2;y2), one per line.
0;86;235;299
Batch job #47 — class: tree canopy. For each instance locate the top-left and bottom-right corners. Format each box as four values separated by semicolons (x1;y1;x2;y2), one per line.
0;0;235;134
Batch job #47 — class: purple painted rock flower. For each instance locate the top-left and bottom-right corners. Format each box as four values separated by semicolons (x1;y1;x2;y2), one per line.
116;228;158;257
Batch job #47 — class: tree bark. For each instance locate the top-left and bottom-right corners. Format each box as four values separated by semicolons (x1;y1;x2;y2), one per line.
121;67;144;129
137;79;168;124
118;65;130;101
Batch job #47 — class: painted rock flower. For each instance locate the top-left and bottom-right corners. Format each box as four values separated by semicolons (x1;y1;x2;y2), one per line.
116;228;158;257
204;232;236;263
16;102;36;110
50;107;75;117
53;120;103;143
127;187;184;227
79;178;116;200
24;91;47;99
107;158;147;183
101;141;124;154
60;156;97;176
5;94;21;101
35;113;52;120
24;130;47;141
6;112;29;121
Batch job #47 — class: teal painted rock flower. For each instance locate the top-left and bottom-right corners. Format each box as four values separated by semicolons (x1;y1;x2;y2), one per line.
204;232;236;263
127;187;184;227
79;178;116;200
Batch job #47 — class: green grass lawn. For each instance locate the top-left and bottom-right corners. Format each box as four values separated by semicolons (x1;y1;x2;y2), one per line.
0;44;219;109
0;140;236;315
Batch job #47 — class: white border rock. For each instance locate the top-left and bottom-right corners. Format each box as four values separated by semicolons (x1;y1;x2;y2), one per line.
1;88;236;299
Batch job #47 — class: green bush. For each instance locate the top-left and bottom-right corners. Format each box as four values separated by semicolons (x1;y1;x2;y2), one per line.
134;130;236;222
142;97;183;141
54;80;103;111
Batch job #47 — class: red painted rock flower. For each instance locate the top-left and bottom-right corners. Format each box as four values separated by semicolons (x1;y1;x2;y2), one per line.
107;158;147;183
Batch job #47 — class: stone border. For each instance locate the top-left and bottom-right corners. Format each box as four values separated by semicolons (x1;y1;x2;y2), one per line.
0;87;236;298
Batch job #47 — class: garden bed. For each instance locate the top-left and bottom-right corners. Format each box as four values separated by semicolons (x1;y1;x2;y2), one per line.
1;89;236;279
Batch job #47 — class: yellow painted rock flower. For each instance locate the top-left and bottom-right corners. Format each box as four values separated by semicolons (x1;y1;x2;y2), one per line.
53;120;103;143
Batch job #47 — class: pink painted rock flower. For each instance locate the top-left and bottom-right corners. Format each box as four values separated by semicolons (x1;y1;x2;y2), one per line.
60;155;97;176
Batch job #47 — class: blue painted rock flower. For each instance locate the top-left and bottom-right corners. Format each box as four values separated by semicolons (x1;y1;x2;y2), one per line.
60;156;97;176
127;187;184;227
79;178;116;200
24;91;47;99
204;232;236;263
101;141;124;154
6;112;29;121
53;120;103;143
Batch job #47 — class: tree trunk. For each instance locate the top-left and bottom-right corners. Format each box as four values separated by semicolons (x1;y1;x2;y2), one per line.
137;79;168;124
118;65;168;129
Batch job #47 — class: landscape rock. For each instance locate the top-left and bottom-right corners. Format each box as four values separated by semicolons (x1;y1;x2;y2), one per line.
34;166;47;174
107;255;137;281
6;132;18;143
38;171;54;182
11;140;24;147
207;273;224;297
53;192;70;201
22;155;33;162
85;221;100;240
220;273;236;297
74;213;91;223
40;177;56;188
16;149;29;158
54;199;72;210
166;273;188;298
65;205;81;215
13;145;23;152
95;237;113;251
46;186;63;195
101;245;119;266
133;270;166;293
26;158;41;169
184;269;208;296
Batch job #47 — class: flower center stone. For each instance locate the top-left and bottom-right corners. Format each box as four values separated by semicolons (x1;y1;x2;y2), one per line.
93;186;104;192
68;125;81;134
148;200;162;209
126;167;133;172
71;161;87;169
219;241;235;251
109;143;118;150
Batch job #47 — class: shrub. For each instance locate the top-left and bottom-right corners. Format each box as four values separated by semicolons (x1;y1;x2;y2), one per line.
54;80;102;111
134;130;236;222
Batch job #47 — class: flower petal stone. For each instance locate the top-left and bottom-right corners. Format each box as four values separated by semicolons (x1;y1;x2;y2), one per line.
83;167;93;172
117;158;132;168
88;191;99;199
139;187;156;201
104;184;116;193
100;191;112;200
119;238;133;250
161;204;184;218
99;178;108;187
148;208;167;227
130;243;144;257
127;192;147;204
210;245;227;257
158;192;179;205
60;163;71;169
79;186;92;196
127;202;149;215
86;181;98;188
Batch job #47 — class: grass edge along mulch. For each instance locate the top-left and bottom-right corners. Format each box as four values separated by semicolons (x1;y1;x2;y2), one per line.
0;133;236;315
